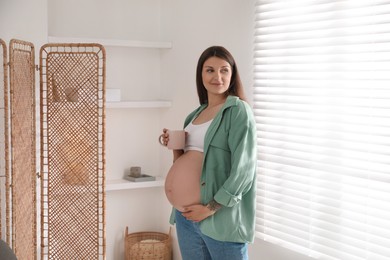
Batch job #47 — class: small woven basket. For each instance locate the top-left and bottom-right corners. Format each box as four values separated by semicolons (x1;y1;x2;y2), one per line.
125;226;172;260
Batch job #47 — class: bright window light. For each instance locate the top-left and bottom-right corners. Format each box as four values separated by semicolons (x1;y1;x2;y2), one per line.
254;1;390;259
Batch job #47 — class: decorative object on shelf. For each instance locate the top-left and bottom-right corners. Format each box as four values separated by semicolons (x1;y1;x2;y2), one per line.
124;226;172;260
124;175;156;182
40;43;106;259
124;167;156;182
105;177;164;191
130;166;141;178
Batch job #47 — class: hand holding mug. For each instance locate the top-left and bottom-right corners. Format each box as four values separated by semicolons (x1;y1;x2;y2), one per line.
159;128;186;150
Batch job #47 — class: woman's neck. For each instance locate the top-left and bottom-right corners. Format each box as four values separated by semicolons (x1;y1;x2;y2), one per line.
207;95;227;108
193;96;226;124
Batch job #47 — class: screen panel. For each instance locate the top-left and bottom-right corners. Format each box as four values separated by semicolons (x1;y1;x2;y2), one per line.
40;43;106;260
0;38;10;243
9;38;37;260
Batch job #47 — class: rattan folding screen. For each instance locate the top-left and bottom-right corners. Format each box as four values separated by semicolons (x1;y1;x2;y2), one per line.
0;40;106;259
40;43;106;259
9;39;37;259
0;38;9;243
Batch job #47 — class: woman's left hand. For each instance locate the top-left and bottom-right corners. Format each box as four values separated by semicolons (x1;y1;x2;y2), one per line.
181;204;214;222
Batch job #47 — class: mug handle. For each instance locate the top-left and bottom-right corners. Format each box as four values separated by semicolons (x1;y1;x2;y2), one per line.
159;134;166;146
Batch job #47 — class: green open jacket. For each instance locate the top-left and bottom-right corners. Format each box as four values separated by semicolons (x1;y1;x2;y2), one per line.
170;95;257;243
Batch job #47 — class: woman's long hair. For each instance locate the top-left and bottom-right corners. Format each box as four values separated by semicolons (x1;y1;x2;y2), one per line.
196;46;246;105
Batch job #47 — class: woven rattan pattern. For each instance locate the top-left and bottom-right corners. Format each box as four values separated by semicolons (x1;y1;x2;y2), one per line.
40;44;106;259
9;39;37;260
0;39;8;242
125;227;172;260
0;39;11;244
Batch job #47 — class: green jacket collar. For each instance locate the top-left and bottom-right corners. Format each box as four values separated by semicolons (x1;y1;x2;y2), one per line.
184;95;240;156
184;95;239;127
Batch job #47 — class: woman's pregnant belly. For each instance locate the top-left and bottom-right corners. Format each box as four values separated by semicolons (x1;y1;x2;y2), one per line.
165;150;203;212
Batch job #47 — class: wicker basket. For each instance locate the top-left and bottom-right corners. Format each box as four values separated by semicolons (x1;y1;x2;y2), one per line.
125;226;172;260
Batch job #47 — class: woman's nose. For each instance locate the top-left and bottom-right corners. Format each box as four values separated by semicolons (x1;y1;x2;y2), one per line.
213;72;222;80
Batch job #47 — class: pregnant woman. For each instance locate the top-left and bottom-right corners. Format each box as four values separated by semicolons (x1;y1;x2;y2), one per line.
160;46;257;260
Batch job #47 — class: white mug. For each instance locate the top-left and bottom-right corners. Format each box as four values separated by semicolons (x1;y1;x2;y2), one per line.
159;130;186;150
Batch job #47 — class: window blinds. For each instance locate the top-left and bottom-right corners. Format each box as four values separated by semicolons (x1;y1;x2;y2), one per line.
253;1;390;259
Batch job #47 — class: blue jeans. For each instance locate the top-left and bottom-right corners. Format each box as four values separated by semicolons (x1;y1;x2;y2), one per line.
175;210;248;260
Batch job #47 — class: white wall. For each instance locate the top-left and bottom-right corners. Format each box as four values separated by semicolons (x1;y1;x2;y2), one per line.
0;0;47;46
0;0;47;247
0;0;47;105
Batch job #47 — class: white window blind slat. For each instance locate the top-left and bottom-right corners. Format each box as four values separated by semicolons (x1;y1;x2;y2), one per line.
254;1;390;259
260;217;379;254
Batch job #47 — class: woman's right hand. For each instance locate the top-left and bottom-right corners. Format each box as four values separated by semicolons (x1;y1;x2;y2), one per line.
160;128;184;161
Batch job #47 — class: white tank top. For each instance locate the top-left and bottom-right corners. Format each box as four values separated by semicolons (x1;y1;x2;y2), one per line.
184;119;212;152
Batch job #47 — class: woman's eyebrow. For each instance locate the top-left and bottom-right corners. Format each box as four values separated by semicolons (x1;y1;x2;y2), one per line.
204;65;230;68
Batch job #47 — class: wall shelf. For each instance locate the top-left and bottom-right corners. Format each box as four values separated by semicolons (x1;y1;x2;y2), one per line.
106;100;172;109
48;36;172;49
106;177;165;191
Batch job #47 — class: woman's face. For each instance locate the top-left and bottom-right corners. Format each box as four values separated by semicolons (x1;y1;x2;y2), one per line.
202;56;232;98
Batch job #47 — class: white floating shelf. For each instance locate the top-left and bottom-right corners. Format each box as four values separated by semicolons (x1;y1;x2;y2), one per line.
106;177;165;191
48;36;172;49
106;100;172;109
